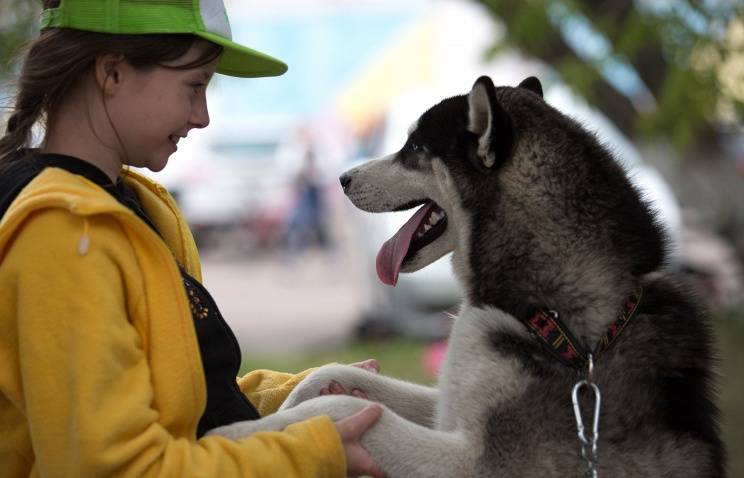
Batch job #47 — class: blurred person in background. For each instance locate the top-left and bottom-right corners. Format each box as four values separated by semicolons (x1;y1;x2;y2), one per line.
282;146;334;259
0;1;385;477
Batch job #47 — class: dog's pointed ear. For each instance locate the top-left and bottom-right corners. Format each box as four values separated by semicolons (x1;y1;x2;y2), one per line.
518;76;543;98
467;76;513;171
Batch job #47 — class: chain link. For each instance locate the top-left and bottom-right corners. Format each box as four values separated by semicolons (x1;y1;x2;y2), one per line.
572;354;601;478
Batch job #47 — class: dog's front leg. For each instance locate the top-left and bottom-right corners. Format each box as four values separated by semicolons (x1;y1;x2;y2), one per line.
207;395;472;478
280;364;439;427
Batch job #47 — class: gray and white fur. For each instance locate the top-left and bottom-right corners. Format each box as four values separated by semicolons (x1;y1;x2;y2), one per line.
208;76;724;477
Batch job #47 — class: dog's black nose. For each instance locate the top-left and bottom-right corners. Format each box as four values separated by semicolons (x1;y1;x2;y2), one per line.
339;173;352;191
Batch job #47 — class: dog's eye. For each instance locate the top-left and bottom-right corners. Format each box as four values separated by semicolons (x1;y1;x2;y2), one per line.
410;142;421;152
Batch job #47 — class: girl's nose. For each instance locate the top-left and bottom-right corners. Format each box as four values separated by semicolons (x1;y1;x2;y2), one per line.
190;95;210;129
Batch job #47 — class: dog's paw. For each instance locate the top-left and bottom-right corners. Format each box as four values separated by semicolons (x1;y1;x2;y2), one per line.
281;363;363;410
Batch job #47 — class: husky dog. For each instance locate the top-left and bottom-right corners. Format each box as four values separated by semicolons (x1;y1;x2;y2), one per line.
208;77;724;477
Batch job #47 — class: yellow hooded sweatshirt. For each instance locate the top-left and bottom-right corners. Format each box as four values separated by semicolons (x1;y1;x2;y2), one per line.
0;167;345;477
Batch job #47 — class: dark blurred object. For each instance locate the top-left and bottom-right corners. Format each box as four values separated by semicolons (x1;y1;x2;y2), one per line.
680;209;744;313
646;140;744;268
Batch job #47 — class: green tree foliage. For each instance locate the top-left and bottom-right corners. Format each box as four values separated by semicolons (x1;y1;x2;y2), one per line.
473;0;743;156
0;0;40;82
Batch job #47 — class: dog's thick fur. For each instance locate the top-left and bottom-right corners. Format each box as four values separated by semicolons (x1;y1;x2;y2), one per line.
208;77;724;477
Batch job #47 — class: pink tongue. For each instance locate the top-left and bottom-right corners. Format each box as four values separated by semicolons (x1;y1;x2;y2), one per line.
376;201;434;286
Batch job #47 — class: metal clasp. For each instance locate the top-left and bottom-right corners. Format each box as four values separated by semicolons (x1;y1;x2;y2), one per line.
572;354;601;477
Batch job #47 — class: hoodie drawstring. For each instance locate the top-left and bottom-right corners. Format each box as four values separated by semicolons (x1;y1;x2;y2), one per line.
78;217;91;256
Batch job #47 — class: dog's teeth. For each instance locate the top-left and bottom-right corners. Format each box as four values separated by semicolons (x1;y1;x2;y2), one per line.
428;212;443;225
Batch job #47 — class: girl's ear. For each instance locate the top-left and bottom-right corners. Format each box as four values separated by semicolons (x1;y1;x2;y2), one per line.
466;75;513;171
94;53;127;95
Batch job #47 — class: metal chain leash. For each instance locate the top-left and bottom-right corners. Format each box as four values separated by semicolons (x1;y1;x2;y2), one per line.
572;353;601;478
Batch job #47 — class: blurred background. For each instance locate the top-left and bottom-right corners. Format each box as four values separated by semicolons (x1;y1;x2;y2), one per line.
2;0;743;473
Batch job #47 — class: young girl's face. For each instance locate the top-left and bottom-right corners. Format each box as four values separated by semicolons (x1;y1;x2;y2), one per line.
107;41;219;172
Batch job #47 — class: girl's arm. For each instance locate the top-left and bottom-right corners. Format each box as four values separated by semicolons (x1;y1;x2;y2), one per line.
238;368;318;416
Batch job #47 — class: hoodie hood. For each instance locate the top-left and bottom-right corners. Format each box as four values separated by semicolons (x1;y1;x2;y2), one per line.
0;167;202;281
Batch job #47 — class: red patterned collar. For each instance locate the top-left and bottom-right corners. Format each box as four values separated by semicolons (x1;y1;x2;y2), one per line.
524;288;643;370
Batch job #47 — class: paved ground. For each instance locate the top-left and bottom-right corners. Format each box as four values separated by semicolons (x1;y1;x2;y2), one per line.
200;246;372;356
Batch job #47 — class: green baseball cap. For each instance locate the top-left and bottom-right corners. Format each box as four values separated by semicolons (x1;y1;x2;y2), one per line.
40;0;288;78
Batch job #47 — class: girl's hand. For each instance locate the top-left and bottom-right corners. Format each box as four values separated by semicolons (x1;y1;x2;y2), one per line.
334;405;387;478
319;359;380;398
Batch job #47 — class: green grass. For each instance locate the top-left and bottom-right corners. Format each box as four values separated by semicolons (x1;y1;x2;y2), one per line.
716;312;744;477
242;313;744;474
240;338;435;385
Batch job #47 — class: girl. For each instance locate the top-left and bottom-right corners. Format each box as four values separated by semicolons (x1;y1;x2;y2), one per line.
0;1;384;476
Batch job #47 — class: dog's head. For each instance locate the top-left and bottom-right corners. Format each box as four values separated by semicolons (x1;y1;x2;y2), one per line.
341;76;665;313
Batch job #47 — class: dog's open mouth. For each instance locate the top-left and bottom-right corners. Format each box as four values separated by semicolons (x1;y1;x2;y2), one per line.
376;200;448;286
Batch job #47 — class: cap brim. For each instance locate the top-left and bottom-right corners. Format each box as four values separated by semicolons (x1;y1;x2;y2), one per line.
195;31;287;78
